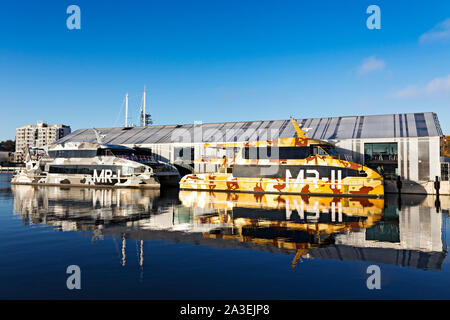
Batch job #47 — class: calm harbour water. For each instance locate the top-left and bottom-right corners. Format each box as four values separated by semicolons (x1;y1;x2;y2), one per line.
0;172;449;299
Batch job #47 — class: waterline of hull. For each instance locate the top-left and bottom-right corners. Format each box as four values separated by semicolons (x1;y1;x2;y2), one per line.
180;187;384;198
10;181;161;189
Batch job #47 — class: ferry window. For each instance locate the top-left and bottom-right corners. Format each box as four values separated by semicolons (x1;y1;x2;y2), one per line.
78;167;92;175
97;149;114;156
320;145;338;156
233;165;365;179
49;165;119;175
311;145;332;156
49;150;97;158
243;147;310;159
317;147;327;155
49;165;77;174
278;147;310;159
132;147;153;157
109;149;132;156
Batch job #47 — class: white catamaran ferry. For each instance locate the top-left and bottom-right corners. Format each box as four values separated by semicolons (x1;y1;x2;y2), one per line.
11;141;180;188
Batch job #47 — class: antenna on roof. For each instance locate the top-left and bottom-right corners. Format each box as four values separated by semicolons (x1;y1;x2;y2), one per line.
140;86;153;127
125;93;129;127
143;85;146;126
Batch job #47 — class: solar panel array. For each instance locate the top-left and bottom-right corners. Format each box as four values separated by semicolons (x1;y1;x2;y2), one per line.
57;112;442;145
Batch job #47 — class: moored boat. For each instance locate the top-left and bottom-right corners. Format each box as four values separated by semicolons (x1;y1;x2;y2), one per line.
11;141;180;188
180;118;384;197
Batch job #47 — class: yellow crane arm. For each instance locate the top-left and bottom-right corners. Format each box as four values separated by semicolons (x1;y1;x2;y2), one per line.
290;117;307;139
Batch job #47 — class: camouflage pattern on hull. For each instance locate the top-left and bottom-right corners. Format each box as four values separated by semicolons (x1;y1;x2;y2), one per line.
180;156;384;197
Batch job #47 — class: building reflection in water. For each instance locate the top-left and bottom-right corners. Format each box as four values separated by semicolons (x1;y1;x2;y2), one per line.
11;185;448;271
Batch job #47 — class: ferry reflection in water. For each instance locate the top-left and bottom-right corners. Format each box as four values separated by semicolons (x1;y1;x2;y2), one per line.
180;192;447;270
12;185;176;232
179;191;384;268
11;185;447;271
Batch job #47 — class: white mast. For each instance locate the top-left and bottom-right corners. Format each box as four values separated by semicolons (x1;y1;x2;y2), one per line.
125;93;129;127
143;86;146;127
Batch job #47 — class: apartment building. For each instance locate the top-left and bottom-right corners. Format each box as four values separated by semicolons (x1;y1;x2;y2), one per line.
15;122;71;162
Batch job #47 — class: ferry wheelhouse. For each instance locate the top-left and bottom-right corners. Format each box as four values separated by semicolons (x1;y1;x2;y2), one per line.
179;118;384;197
11;142;180;188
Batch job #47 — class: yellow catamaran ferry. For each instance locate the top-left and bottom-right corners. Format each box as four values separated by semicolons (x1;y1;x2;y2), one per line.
180;118;384;197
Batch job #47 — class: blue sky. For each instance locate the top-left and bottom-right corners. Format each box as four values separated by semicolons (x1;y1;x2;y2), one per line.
1;0;450;140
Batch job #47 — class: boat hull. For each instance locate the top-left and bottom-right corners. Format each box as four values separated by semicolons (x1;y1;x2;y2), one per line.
11;171;161;189
180;173;384;198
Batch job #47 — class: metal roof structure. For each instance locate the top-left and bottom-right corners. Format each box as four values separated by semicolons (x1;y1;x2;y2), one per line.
57;112;443;145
